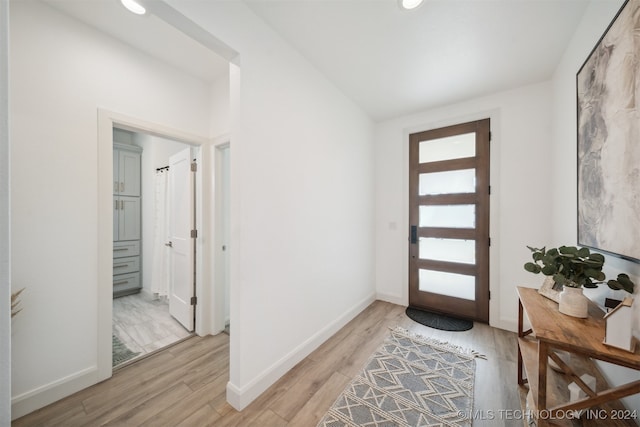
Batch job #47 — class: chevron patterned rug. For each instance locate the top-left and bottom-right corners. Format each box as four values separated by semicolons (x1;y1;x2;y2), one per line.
317;327;483;427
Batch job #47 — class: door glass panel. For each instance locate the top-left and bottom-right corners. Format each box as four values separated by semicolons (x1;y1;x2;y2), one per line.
419;238;475;264
419;269;475;300
419;205;475;228
419;169;476;195
419;132;475;163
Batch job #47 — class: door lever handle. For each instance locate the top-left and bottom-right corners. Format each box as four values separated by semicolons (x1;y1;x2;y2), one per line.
165;241;173;247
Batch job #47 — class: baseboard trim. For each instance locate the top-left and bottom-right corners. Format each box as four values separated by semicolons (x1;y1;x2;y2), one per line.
11;366;98;420
375;292;405;306
226;292;376;411
491;317;517;333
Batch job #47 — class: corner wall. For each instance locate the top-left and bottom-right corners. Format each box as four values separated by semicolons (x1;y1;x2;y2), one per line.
167;0;376;409
374;81;554;331
550;0;640;413
9;0;217;417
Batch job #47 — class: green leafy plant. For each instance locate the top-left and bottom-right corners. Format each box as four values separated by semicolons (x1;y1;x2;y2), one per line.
524;245;635;293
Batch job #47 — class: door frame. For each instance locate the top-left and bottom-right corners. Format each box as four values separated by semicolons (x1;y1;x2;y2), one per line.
401;111;501;327
408;119;490;322
213;138;231;334
97;109;215;381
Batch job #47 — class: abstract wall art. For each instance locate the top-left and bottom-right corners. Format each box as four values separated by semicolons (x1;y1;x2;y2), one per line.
577;0;640;262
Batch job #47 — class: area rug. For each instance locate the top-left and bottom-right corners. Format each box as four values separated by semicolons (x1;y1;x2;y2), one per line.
406;307;473;332
112;334;139;367
317;327;483;427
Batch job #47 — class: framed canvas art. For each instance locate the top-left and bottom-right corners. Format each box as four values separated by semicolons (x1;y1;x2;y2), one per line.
577;0;640;262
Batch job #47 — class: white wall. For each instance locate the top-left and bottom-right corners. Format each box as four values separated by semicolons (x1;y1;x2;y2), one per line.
167;0;376;409
374;81;554;331
209;72;230;139
1;0;12;424
9;0;218;417
550;0;640;414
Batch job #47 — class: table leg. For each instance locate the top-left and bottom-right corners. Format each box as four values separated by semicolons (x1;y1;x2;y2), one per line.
538;341;548;426
517;299;524;385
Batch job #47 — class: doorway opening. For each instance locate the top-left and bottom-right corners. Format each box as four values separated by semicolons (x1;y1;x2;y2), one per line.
408;118;491;323
112;127;198;367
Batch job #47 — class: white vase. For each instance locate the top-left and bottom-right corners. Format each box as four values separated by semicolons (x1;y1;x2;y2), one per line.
559;286;588;318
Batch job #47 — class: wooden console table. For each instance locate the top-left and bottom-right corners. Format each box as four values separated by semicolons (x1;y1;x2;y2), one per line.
517;286;640;426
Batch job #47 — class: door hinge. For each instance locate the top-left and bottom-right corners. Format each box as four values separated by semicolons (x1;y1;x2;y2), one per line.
488;291;491;300
488;185;491;195
191;229;198;238
191;162;197;172
190;296;197;305
489;131;492;141
488;237;491;247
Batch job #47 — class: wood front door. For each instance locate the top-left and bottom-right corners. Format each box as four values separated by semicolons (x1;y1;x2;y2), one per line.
408;119;490;323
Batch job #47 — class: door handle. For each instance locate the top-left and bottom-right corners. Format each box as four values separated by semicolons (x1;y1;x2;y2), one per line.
165;241;173;247
410;226;418;244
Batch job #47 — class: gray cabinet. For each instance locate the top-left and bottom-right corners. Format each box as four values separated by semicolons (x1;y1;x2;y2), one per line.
114;145;141;196
113;273;141;297
112;240;140;258
113;143;142;298
113;196;141;241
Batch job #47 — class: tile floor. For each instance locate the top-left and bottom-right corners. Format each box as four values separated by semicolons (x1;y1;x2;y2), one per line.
112;292;192;366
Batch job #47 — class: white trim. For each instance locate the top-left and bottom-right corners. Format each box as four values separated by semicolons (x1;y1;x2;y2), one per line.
11;367;97;420
376;292;405;306
212;135;231;334
97;108;213;379
402;109;501;326
212;132;231;146
11;105;223;422
226;292;376;410
492;318;517;333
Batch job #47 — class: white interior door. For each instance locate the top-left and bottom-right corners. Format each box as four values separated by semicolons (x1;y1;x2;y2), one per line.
169;147;195;331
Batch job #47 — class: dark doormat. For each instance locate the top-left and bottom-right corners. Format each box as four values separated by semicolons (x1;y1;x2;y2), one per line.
112;334;140;367
406;307;473;332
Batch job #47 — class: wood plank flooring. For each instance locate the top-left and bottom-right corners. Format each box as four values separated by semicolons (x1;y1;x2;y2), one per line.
13;301;520;426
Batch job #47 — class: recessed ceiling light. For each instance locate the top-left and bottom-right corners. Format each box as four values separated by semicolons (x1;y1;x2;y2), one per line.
121;0;146;15
399;0;424;10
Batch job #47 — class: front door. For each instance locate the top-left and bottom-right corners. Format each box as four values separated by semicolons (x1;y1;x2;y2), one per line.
408;119;490;322
168;147;196;331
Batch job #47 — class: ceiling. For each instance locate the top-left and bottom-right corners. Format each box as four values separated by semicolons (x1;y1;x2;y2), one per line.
244;0;590;120
42;0;229;84
43;0;590;121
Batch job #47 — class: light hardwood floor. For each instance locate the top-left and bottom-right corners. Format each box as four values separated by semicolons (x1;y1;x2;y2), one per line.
13;301;519;426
